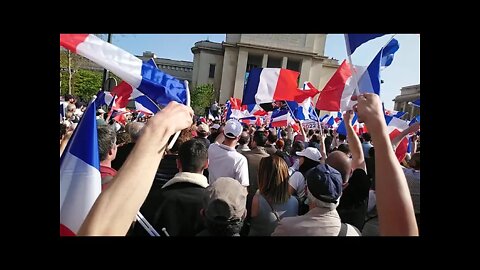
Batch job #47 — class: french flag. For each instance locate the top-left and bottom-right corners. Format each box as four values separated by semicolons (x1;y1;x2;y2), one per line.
134;96;159;115
270;109;292;128
60;102;101;236
336;113;359;136
240;116;263;126
345;34;386;55
242;68;300;104
315;60;361;112
409;115;420;126
226;97;249;120
246;104;268;116
357;38;399;95
113;82;160;114
60;34;187;106
409;98;420;108
94;91;114;107
385;114;410;162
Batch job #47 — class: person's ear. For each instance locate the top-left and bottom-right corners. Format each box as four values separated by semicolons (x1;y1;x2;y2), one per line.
200;208;205;217
204;160;209;169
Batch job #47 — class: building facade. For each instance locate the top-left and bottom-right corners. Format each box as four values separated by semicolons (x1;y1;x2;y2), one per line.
191;34;339;104
393;84;420;119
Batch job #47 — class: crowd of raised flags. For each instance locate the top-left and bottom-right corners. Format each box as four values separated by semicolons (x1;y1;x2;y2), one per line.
59;33;420;236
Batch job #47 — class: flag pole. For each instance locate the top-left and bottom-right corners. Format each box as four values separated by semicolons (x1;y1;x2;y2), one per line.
136;212;160;236
344;34;362;98
105;93;117;123
344;34;396;98
284;101;298;122
303;81;323;136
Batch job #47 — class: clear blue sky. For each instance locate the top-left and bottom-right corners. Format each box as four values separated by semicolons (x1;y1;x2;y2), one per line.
110;34;419;109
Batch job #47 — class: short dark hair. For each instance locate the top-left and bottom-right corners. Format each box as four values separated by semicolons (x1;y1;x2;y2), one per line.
97;125;116;161
178;139;208;173
253;131;267;147
267;133;277;143
362;133;371;142
338;134;347;141
337;144;350;155
291;140;305;156
238;132;250;145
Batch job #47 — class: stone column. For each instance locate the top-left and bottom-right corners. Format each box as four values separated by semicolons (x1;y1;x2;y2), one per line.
282;56;288;69
233;48;248;99
299;58;312;84
262;53;268;68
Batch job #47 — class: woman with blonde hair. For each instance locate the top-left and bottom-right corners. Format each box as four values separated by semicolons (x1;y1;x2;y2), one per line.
248;155;298;236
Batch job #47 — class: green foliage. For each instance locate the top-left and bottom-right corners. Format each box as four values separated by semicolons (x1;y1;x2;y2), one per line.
73;70;103;101
191;84;214;115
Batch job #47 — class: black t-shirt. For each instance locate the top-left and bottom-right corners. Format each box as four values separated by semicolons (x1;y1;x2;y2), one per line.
337;168;371;230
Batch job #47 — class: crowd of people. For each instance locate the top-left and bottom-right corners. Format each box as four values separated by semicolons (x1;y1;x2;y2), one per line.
60;93;420;236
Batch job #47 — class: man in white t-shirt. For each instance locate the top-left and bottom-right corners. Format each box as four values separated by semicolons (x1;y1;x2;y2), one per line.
208;119;249;187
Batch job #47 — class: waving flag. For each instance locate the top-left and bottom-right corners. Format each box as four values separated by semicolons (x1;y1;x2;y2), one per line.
409;98;420;107
243;68;300;104
60;102;101;235
60;34;187;106
246;104;268;116
409;115;420;126
385;114;410;162
134;96;159;115
226;97;248;119
345;34;386;55
315;60;360;112
336;113;358;136
270;109;291;127
357;38;399;95
94;91;114;108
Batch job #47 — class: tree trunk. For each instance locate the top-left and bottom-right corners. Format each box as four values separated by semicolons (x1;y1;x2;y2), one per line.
68;50;72;95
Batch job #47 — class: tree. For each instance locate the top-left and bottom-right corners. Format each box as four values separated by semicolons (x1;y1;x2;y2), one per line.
73;69;103;101
190;84;214;116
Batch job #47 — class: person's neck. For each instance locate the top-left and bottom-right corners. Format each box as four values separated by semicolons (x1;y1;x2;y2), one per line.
100;160;112;167
223;139;237;148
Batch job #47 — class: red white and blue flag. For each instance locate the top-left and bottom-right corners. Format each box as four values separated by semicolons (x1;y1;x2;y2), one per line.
60;34;187;106
242;68;317;104
60;102;101;236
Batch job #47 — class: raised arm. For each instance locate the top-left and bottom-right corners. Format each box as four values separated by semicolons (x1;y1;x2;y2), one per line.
343;110;366;172
355;94;418;236
391;122;420;150
78;101;193;236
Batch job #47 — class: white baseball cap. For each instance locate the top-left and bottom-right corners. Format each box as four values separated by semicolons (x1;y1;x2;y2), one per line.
296;147;322;161
223;119;242;139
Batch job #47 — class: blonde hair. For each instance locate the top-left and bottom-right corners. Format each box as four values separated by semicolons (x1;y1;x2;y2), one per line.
257;155;290;204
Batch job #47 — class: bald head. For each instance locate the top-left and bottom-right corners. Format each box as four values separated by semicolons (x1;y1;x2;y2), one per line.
325;151;351;184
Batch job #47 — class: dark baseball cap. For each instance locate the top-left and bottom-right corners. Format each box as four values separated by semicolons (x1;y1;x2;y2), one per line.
305;164;343;203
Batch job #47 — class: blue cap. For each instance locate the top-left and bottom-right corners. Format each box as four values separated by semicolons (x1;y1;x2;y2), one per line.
306;164;343;203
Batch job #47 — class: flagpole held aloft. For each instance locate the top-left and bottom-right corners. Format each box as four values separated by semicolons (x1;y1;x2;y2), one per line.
344;34;361;98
